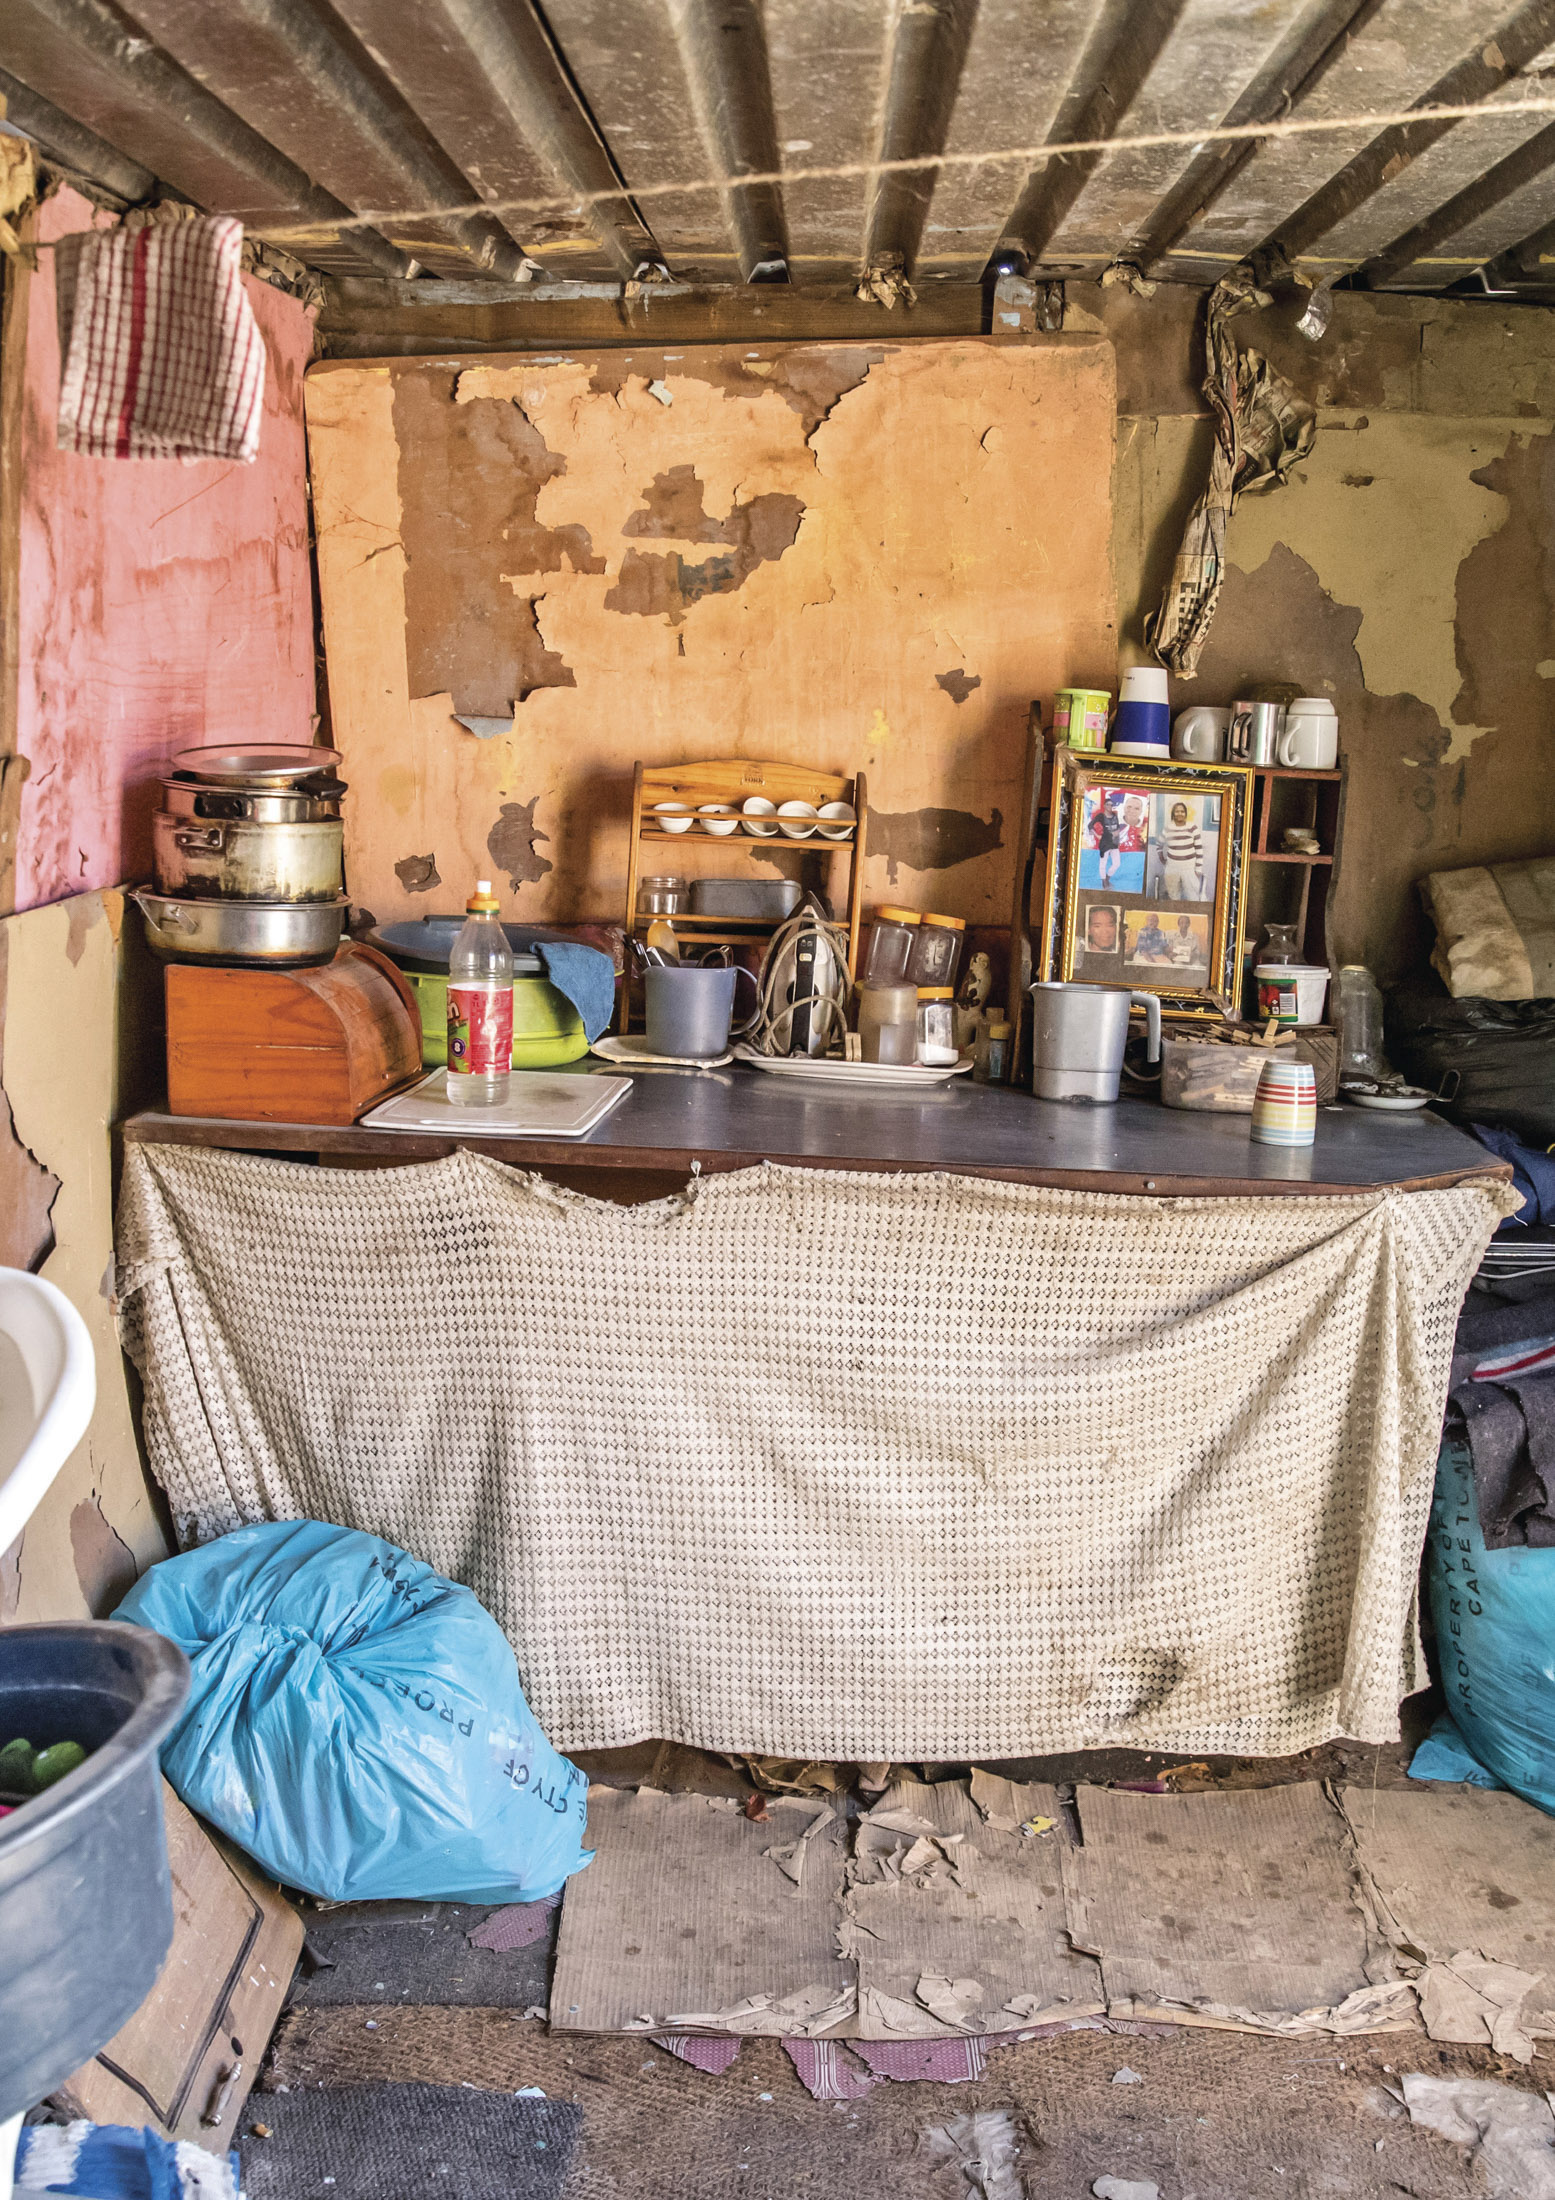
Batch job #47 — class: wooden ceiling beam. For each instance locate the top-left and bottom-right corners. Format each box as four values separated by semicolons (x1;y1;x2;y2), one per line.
0;0;413;275
0;60;155;202
117;0;530;281
859;0;979;280
326;0;661;281
666;0;789;280
1360;112;1555;283
1265;0;1555;260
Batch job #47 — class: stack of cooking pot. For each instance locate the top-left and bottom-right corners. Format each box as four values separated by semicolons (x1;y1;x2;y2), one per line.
134;745;350;967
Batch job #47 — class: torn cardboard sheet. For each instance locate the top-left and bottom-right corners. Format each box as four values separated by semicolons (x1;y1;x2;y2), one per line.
549;1787;853;2035
918;2109;1027;2200
1401;2075;1555;2200
845;1781;1104;2038
1064;1784;1408;2032
1340;1786;1555;2062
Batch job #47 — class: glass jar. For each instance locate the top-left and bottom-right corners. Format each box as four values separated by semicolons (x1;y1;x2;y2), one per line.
861;906;921;986
1259;921;1301;965
917;987;958;1067
974;1018;1011;1085
907;912;966;990
1336;963;1386;1081
857;982;918;1066
636;875;688;916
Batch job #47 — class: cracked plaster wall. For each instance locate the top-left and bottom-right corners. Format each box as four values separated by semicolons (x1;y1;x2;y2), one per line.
305;339;1119;930
0;891;168;1624
1105;287;1555;985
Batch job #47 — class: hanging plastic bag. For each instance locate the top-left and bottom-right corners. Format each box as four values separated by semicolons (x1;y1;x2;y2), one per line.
114;1520;592;1903
1412;1436;1555;1817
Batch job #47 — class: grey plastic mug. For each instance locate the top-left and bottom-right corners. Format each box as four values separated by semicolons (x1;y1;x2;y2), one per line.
644;964;740;1058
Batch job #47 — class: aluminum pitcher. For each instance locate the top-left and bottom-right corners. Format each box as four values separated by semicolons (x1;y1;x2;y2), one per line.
1028;982;1162;1103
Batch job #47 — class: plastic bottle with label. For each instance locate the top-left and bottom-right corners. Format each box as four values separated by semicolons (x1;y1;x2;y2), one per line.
447;882;513;1107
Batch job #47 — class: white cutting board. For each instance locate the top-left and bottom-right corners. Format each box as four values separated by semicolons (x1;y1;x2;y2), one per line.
361;1069;632;1138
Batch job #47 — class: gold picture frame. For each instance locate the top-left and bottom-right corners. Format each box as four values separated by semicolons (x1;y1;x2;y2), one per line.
1039;746;1253;1018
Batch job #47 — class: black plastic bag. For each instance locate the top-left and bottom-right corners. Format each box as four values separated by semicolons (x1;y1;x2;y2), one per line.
1387;992;1555;1146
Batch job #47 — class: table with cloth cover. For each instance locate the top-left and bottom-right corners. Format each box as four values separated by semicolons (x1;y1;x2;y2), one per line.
114;1083;1512;1763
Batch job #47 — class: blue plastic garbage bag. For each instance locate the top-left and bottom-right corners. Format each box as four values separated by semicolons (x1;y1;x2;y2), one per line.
113;1520;592;1903
1414;1435;1555;1816
16;2121;238;2200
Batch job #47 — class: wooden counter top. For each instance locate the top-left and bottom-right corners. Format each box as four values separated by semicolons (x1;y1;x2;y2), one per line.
120;1068;1507;1198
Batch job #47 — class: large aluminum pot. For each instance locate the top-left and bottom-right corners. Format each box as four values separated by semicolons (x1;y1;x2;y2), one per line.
152;812;343;901
132;891;349;967
160;776;345;824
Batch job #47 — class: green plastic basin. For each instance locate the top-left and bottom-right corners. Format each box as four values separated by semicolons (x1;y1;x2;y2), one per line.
405;970;588;1069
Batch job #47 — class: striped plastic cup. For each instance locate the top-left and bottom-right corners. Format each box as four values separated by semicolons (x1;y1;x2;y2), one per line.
1250;1057;1317;1147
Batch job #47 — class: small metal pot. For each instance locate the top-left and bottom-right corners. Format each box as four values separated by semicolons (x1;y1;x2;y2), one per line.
132;891;350;967
152;812;344;902
160;777;345;824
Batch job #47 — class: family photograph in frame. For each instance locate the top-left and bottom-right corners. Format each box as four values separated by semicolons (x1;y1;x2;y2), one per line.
1041;748;1252;1017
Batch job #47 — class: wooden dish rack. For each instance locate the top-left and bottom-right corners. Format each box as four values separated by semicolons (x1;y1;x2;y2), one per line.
623;757;869;988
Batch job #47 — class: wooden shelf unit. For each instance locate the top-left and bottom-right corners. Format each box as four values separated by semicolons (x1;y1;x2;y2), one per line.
1246;764;1343;970
622;760;869;1018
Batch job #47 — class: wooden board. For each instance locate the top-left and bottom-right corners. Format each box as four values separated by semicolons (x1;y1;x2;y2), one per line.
53;1783;302;2143
119;1079;1509;1198
304;336;1117;936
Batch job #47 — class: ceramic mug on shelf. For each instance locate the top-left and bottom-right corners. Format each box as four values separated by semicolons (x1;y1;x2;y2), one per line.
1228;700;1285;767
1276;698;1339;770
1171;706;1230;762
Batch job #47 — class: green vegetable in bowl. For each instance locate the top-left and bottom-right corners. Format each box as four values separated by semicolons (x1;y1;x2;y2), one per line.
33;1741;87;1790
0;1737;35;1793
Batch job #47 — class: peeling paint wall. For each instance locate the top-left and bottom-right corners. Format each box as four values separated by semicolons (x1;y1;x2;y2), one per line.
0;891;168;1624
306;338;1118;930
1105;286;1555;985
1;187;316;916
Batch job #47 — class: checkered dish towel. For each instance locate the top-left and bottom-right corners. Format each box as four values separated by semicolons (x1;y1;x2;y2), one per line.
55;215;266;462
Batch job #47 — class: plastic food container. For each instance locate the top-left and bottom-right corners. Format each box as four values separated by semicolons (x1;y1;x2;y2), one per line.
1160;1037;1270;1113
857;982;918;1065
1254;963;1330;1028
907;912;966;991
861;907;922;986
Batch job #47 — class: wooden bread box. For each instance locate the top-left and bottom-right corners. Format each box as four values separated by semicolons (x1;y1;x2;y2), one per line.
165;942;422;1123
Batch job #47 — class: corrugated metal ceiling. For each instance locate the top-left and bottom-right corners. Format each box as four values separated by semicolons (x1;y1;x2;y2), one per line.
5;0;1555;300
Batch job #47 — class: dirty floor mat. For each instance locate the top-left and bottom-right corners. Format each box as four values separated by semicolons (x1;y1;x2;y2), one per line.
263;2008;1548;2200
238;2080;580;2200
293;1903;556;2011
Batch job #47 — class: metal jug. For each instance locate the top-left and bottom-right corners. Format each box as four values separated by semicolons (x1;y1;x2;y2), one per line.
1028;982;1162;1103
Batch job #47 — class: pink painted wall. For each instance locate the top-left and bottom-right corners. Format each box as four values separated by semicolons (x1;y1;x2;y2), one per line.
12;189;315;911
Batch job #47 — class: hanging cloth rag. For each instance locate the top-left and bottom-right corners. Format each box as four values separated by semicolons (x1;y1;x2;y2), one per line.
1147;265;1316;678
55;214;266;463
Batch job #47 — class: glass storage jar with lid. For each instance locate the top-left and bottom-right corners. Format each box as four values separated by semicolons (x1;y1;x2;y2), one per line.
636;875;688;917
861;906;922;986
916;988;958;1066
907;912;966;990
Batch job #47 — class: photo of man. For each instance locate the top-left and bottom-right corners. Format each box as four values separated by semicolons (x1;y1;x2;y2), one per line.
1167;913;1209;969
1126;911;1174;965
1084;904;1120;955
1144;790;1222;905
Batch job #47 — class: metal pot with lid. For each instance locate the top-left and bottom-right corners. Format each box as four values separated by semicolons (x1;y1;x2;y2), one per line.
152;811;343;902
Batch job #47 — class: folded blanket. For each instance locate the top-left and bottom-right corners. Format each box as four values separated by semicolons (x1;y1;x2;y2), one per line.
55;213;265;462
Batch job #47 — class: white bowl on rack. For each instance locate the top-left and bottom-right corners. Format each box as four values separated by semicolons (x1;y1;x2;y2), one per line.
777;800;818;839
816;801;855;841
652;802;693;835
697;804;739;836
741;797;779;837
